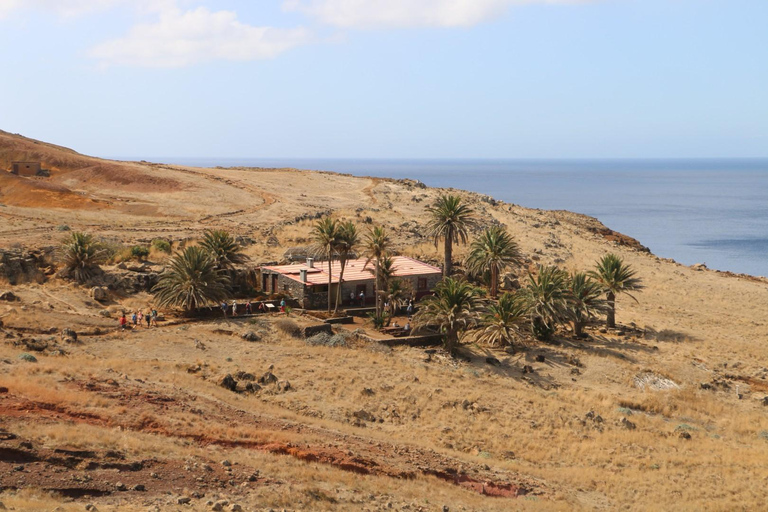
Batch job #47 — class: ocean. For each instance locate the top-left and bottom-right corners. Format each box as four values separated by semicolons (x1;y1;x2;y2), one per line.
145;157;768;278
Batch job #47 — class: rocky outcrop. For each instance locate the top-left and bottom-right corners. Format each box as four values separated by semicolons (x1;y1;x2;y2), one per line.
0;247;54;285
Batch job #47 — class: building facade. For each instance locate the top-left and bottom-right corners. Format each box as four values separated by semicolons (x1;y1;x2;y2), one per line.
10;162;42;177
261;256;442;309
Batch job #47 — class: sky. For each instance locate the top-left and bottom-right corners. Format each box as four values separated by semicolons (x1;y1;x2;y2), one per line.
0;0;766;159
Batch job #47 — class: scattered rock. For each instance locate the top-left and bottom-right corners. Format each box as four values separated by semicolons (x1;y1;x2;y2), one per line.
353;410;376;422
570;368;581;375
218;374;237;392
485;357;500;366
522;365;534;374
221;459;232;467
229;505;243;512
177;496;192;505
60;328;78;343
115;482;127;491
241;331;260;342
679;431;692;440
0;291;19;301
259;371;278;385
194;339;206;350
535;354;546;363
620;417;636;430
234;371;255;381
277;380;292;392
133;484;145;491
84;505;98;512
762;396;768;406
361;387;375;396
90;287;108;302
691;263;708;271
0;387;8;393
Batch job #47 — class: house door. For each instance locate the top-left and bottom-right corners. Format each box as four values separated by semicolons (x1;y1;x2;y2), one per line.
271;275;278;293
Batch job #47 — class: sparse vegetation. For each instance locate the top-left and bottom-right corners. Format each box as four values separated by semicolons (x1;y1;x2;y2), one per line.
475;291;528;346
413;277;483;354
522;265;571;341
130;245;150;261
275;318;301;338
151;238;172;253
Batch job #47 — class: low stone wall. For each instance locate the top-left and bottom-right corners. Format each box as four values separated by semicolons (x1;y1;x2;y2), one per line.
301;324;334;338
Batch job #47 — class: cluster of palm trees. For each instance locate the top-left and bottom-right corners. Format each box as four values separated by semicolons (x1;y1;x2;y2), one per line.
310;218;407;319
413;194;644;353
152;230;248;312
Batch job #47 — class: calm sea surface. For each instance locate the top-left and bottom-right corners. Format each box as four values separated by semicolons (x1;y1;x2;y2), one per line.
145;158;768;277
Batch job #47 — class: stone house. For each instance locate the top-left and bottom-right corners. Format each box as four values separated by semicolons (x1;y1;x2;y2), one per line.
261;256;442;309
10;162;42;177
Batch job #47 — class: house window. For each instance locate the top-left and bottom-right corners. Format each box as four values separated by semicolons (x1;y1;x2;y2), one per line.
417;278;428;291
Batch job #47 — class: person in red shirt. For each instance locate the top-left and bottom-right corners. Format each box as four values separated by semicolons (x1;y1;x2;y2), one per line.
119;313;127;330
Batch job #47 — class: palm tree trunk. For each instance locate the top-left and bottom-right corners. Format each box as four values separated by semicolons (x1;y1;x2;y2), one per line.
491;265;498;298
327;257;333;313
573;320;583;338
444;329;459;355
374;259;380;316
444;235;453;277
334;258;346;315
606;291;616;328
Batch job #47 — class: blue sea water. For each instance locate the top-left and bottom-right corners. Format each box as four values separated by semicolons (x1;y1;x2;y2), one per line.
144;157;768;277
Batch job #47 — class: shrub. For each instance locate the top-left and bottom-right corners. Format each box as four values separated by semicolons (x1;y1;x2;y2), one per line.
275;319;301;338
368;311;389;329
60;232;106;283
57;225;71;231
152;239;172;254
131;245;150;261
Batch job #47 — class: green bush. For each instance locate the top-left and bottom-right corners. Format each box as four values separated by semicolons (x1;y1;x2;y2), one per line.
152;239;172;253
131;245;150;261
368;311;389;329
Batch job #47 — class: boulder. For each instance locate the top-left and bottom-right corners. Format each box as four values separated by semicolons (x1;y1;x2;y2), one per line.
241;331;260;342
234;371;255;381
218;374;237;392
0;291;18;302
301;324;333;338
259;371;278;385
90;287;108;302
353;410;376;422
60;328;77;343
277;380;292;392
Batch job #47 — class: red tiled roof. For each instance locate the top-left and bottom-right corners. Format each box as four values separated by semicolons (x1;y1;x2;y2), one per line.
262;256;441;286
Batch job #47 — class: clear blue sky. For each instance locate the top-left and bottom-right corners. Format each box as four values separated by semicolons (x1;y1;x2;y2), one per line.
1;0;766;159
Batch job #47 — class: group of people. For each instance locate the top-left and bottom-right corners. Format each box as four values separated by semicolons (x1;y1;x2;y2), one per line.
119;308;158;330
221;299;287;317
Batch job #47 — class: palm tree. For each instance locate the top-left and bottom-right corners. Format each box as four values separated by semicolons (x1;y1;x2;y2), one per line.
476;291;529;347
412;277;483;354
152;246;230;313
363;226;391;316
522;265;571;341
311;217;339;313
465;225;522;298
333;220;359;315
588;253;644;328
382;278;411;320
425;194;475;277
199;229;249;270
61;232;106;283
568;271;608;338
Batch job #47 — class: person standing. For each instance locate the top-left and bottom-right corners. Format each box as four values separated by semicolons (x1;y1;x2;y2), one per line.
245;300;252;315
137;310;143;326
231;300;238;317
280;298;286;312
131;311;138;327
349;291;355;306
151;308;158;327
119;313;127;331
358;290;365;307
221;301;228;318
145;310;151;328
406;299;414;317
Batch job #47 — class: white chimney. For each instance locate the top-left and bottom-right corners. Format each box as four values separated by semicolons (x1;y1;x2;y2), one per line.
306;257;314;268
300;269;307;283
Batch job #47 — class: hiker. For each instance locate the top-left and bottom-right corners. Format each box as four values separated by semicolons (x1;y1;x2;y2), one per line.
145;310;152;328
258;302;267;313
280;298;286;312
231;300;238;316
358;290;365;307
131;311;138;326
119;313;127;330
406;299;414;316
151;308;158;327
221;301;228;317
404;322;411;334
137;310;143;325
245;300;252;315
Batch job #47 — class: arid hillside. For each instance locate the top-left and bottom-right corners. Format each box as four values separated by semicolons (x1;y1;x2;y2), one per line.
1;132;768;511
